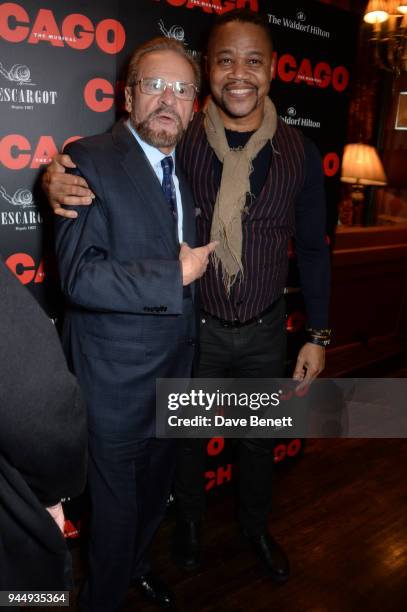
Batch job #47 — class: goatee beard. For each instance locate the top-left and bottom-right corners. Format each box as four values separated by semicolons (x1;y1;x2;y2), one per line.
133;109;184;148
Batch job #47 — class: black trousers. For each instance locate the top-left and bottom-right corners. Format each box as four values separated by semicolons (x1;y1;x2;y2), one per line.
174;298;286;537
79;435;176;612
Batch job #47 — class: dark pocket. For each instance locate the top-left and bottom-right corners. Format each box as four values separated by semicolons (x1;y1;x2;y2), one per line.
80;333;146;364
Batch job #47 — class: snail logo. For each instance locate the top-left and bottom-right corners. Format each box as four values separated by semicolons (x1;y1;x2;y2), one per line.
158;19;185;42
297;11;306;22
0;185;42;230
287;106;296;117
0;185;35;208
0;62;35;86
157;19;200;60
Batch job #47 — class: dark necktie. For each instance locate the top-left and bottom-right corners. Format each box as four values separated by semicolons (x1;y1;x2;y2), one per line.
160;156;178;221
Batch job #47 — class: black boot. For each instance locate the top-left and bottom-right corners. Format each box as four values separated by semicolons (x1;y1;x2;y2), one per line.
243;531;290;582
172;519;202;571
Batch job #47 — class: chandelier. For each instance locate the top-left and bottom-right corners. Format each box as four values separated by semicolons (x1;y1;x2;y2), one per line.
363;1;407;77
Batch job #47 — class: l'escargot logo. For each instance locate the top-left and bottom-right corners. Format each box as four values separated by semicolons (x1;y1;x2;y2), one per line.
158;19;186;42
0;185;34;208
0;185;42;231
0;61;35;85
0;59;57;110
157;19;200;59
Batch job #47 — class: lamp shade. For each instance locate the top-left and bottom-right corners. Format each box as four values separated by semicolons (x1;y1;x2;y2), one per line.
364;0;390;23
386;0;407;13
341;144;387;186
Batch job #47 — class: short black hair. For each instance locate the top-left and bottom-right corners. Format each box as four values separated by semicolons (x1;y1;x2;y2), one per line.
207;9;273;54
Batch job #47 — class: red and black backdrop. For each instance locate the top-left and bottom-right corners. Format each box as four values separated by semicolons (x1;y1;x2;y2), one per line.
0;0;358;534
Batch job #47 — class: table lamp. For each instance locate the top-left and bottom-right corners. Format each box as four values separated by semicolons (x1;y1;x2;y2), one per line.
340;143;387;225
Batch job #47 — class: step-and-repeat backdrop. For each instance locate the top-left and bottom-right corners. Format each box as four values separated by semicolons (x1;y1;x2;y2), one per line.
0;0;358;537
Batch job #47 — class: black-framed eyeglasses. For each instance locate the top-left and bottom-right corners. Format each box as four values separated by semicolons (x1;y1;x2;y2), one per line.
135;77;198;101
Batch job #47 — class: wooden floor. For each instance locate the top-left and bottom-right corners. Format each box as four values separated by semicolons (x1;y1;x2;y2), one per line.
123;439;407;612
32;361;407;612
59;435;407;612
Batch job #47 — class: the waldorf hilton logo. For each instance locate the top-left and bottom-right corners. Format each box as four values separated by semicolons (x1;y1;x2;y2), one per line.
157;19;200;59
0;185;42;231
281;106;321;129
0;60;57;110
268;9;331;39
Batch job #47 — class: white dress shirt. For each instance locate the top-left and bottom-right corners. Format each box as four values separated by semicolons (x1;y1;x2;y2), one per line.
126;119;183;243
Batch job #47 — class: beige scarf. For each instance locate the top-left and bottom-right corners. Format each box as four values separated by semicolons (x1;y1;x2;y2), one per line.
204;97;278;293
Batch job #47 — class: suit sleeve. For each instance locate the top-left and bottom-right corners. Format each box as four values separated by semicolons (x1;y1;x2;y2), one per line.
55;141;184;315
294;137;331;329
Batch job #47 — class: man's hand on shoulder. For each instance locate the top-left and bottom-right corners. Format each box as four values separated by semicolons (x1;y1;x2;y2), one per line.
179;241;218;286
293;342;325;387
42;153;95;219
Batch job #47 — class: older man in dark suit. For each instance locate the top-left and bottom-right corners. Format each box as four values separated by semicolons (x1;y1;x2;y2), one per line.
54;37;216;612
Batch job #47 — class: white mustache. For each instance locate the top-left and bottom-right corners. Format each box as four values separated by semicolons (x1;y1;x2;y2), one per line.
149;107;181;123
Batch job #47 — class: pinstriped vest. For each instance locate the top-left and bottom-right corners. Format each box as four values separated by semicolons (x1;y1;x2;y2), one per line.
177;111;306;323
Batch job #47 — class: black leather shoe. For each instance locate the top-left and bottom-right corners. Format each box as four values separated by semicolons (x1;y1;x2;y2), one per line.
172;519;202;571
244;532;290;582
134;573;175;609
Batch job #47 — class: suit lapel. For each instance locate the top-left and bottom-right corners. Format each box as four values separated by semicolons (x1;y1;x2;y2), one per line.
112;121;179;256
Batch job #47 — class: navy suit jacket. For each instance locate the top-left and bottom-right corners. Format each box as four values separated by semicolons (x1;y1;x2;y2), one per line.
55;119;197;439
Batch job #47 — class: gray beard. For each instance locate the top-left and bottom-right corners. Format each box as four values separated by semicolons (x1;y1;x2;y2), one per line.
133;110;184;148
